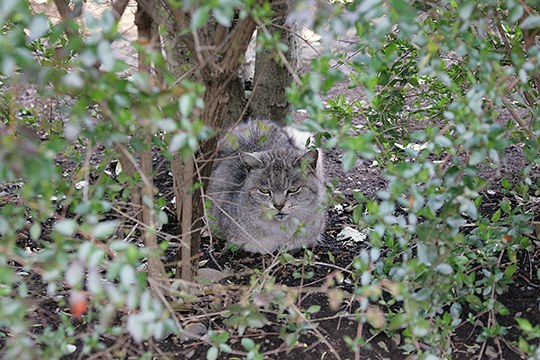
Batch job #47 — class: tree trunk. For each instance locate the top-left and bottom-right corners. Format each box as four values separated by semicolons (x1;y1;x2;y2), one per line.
136;0;257;280
181;77;244;278
135;4;169;293
222;76;247;128
161;25;247;129
250;2;300;124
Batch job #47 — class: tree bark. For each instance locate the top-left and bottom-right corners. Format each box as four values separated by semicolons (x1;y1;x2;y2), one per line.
185;17;257;273
136;0;258;280
135;4;169;294
250;2;300;124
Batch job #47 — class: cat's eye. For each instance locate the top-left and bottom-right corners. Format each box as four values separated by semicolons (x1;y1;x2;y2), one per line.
287;186;300;194
258;188;271;195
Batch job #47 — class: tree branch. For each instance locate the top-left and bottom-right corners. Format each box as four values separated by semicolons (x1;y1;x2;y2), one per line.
220;16;257;73
135;3;169;295
167;8;197;54
179;156;195;281
112;0;130;20
501;96;536;139
53;0;82;21
214;24;228;48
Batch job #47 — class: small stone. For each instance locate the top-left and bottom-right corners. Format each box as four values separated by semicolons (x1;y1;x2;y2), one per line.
179;323;207;341
197;268;231;283
485;345;497;359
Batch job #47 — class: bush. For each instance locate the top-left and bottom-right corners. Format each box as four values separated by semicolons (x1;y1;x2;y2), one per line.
0;0;539;358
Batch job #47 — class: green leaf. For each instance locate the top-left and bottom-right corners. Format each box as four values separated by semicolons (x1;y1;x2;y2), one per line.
65;261;84;287
0;216;8;235
307;304;321;313
119;265;136;286
509;2;524;23
458;1;475;21
241;337;256;351
434;135;452;148
469;150;485;166
342;151;357;171
54;219;77;236
169;133;188;153
520;15;540;29
504;264;516;277
1;0;22;24
218;343;232;353
156;118;177;132
127;314;148;343
389;0;416;21
352;205;363;224
206;346;219;360
191;6;210;30
212;7;233;27
285;332;299;347
91;220;119;239
97;40;115;71
358;0;382;15
212;331;229;344
179;94;195;117
491;209;501;222
110;241;130;252
500;200;511;214
28;15;49;41
450;302;462;319
63;72;85;90
87;268;104;294
30;222;41;240
435;263;453;275
515;318;533;332
416;242;432;266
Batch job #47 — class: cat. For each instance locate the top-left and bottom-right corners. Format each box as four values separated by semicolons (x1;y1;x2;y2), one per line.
207;119;326;254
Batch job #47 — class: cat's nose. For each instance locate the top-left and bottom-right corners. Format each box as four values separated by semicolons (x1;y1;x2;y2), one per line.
274;203;285;210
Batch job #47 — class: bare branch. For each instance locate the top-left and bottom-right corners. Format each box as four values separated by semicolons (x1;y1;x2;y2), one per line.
501;96;536;139
179;156;195;281
168;8;197;54
135;3;169;295
214;24;228;48
112;0;130;20
220;16;257;73
53;0;82;21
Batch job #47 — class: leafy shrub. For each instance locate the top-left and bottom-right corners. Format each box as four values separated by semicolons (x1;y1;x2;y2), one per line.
293;0;540;357
0;0;539;359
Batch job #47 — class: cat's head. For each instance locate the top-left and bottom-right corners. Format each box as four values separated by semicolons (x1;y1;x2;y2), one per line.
238;149;320;222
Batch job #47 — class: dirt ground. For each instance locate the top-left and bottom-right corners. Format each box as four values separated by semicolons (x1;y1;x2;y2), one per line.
8;117;539;359
4;2;540;359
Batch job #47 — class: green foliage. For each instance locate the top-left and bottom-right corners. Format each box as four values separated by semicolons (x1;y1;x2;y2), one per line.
0;0;539;358
290;0;540;357
0;1;191;357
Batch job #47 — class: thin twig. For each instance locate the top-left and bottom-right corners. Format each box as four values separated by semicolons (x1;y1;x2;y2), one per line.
180;156;195;282
501;96;535;139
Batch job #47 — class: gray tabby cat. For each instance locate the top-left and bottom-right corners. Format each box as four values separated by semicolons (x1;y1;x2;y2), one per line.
207;119;326;253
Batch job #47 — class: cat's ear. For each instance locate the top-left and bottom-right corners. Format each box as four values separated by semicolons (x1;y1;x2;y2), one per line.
239;152;263;169
295;150;318;168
